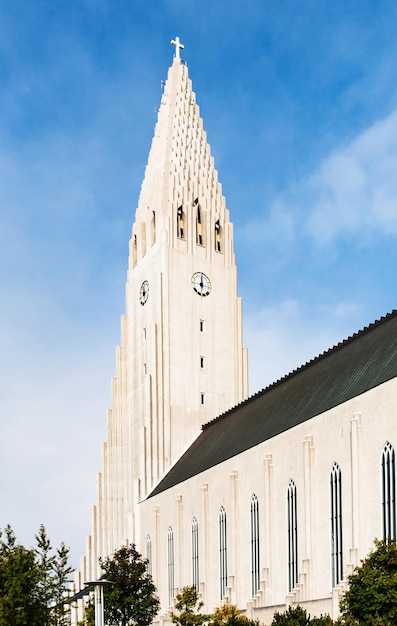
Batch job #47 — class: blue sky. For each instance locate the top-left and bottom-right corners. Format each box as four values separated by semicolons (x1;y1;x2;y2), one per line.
2;0;397;567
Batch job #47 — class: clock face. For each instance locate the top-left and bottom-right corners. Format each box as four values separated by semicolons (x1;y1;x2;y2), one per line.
140;280;149;305
192;272;211;297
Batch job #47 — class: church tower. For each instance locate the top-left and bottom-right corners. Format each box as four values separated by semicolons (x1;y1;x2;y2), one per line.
83;38;248;581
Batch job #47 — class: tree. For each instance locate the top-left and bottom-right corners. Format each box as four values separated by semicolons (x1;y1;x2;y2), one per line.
271;606;311;626
0;525;42;626
51;541;75;625
339;539;397;625
170;586;209;626
99;543;160;626
35;524;74;626
35;524;56;625
0;524;74;626
209;603;260;626
77;599;95;626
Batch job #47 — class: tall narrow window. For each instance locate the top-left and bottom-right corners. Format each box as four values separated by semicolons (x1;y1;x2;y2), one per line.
146;535;152;576
197;206;202;245
382;442;396;541
199;319;204;332
200;356;205;369
177;206;185;239
250;494;260;597
132;234;137;268
200;393;205;405
151;210;156;245
192;517;199;591
214;219;222;252
168;527;174;605
330;463;343;587
195;199;205;246
219;506;227;599
287;479;298;592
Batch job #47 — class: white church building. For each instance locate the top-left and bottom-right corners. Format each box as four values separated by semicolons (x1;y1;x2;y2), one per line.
75;39;397;624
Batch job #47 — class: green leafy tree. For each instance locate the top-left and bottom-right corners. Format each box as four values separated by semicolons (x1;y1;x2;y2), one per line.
334;617;358;626
335;615;392;625
271;608;336;625
51;541;75;625
339;539;397;624
77;599;95;626
311;617;334;626
170;586;209;626
35;524;56;625
100;543;160;626
271;605;311;626
209;603;260;626
35;524;74;626
0;524;73;626
0;525;42;626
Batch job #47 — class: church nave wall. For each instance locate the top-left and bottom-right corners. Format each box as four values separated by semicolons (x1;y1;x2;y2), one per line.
139;375;397;623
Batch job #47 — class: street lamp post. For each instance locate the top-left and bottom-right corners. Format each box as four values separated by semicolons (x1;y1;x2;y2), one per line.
84;580;113;626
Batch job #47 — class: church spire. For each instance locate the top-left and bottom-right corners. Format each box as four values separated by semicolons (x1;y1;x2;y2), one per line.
79;41;248;585
131;38;232;268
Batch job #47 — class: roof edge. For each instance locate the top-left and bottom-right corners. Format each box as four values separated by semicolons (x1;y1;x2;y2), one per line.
202;309;397;431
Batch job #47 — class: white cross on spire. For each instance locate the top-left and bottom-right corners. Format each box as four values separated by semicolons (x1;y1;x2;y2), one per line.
171;36;184;59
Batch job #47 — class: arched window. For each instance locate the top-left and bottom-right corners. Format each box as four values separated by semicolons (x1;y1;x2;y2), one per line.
287;479;298;592
330;463;343;586
250;494;260;596
167;527;174;605
192;517;199;591
145;534;152;576
382;442;396;541
219;506;227;599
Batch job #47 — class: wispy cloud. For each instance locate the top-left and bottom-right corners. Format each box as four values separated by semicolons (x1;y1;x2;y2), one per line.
242;109;397;394
244;298;363;395
250;108;397;254
305;110;397;243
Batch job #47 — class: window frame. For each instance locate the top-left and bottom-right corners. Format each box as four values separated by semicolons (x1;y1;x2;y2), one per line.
330;462;343;587
250;494;260;597
145;534;152;576
219;506;227;600
192;517;199;591
287;479;298;592
167;527;174;605
382;441;396;542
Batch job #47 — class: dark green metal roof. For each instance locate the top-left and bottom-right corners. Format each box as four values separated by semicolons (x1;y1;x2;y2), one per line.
149;310;397;498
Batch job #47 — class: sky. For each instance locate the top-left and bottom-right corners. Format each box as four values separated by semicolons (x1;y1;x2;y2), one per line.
2;0;397;569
